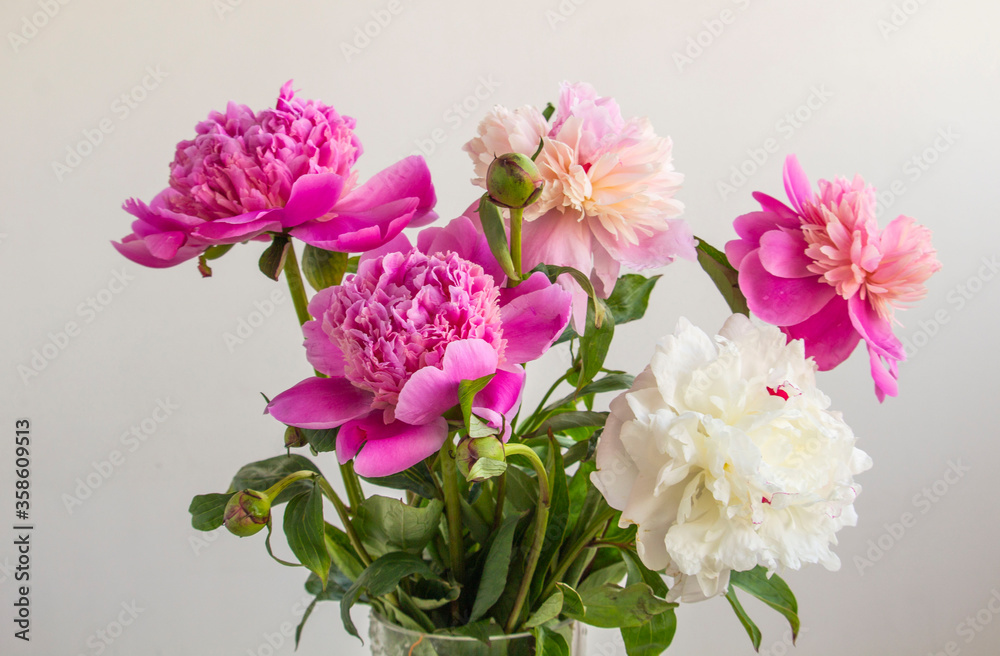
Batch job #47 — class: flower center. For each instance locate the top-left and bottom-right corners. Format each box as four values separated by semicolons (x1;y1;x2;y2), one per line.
327;249;506;410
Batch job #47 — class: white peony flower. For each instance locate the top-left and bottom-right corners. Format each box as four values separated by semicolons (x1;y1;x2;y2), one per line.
592;315;872;602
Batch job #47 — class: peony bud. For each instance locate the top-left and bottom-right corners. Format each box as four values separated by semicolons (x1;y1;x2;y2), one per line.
224;490;271;537
284;425;308;449
456;436;507;482
486;153;543;210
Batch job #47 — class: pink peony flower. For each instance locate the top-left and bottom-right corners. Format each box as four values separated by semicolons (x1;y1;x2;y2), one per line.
464;82;695;329
266;217;572;477
725;155;941;401
113;81;436;270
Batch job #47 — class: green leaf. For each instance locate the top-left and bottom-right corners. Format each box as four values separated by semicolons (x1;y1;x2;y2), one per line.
528;411;608;439
726;585;762;651
477;196;519;281
696;238;750;316
265;521;302;567
437;619;505;644
564;583;675;629
731;566;800;642
530;442;569;600
621;609;677;656
504;465;539;513
544;374;634;414
468;456;508;482
621;550;669;598
361;459;438;500
604;274;661;325
302;244;349;291
325;523;365;581
555;583;584;617
259;234;290;281
542;102;556;121
469;515;521;622
533;625;570;656
459;374;496;432
578;298;615;389
188;493;231;531
283;483;331;587
408;577;461;610
300;427;338;453
229;454;322;504
196;244;234;276
352;495;444;556
524;590;564;628
565;461;596;538
533;264;607;328
340;552;442;639
577;562;628;594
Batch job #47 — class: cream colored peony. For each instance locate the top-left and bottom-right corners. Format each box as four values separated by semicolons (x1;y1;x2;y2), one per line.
592;315;871;602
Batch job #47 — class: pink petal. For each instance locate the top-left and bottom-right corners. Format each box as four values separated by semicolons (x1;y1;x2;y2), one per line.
394;339;499;426
498;272;572;363
520;209;594;278
733;211;789;245
418;215;505;282
358;232;413;267
290;201;416;252
342;416;449;478
111;235;203;268
782;155;814;215
303;320;346;377
473;365;525;419
739;251;835;326
193;210;282;243
783;296;860;370
847;295;904;401
266;377;373;429
758;229;813;278
752;192;801;224
335;155;436;221
725;238;756;270
143;231;186;260
281;173;345;228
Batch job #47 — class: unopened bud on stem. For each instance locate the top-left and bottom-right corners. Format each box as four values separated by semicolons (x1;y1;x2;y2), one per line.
224;490;271;537
486;153;543;210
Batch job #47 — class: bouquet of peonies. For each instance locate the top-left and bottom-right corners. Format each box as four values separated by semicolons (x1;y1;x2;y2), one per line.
115;81;939;653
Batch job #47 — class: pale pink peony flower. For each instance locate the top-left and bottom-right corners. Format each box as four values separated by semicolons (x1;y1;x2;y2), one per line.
464;82;695;330
726;155;941;401
114;81;436;271
267;217;572;477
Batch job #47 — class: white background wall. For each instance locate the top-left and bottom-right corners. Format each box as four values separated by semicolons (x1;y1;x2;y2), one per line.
2;1;999;654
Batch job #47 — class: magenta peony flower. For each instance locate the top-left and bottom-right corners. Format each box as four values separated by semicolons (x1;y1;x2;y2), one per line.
266;217;572;477
725;155;941;401
113;81;436;270
464;81;695;329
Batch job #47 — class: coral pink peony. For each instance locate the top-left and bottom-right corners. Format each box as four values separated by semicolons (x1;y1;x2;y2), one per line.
113;81;436;271
266;217;572;477
464;82;695;329
726;155;941;401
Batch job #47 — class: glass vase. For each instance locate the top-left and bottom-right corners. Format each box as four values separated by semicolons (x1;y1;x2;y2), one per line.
368;612;587;656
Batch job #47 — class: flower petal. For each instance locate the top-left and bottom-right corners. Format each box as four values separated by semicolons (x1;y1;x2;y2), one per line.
192;210;282;243
782;155;814;215
266;377;373;429
847;295;904;401
303;320;347;377
758;228;812;278
783;296;861;370
111;234;203;268
739;251;835;326
342;415;449;477
498;272;572;363
394;339;499;425
281;173;345;227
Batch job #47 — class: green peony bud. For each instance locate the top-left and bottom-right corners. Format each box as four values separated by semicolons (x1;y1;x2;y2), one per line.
224;490;271;537
486;153;543;210
456;436;507;482
284;425;307;449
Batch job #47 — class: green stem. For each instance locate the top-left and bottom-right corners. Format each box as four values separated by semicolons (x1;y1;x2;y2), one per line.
315;475;371;568
283;242;365;512
491;472;507;532
261;470;317;501
282;242;312;327
509;207;523;286
503;443;551;633
518;372;569;435
540;507;616;602
440;433;466;583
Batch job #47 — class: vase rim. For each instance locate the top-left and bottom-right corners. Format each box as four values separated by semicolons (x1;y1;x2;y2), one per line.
369;612;572;642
